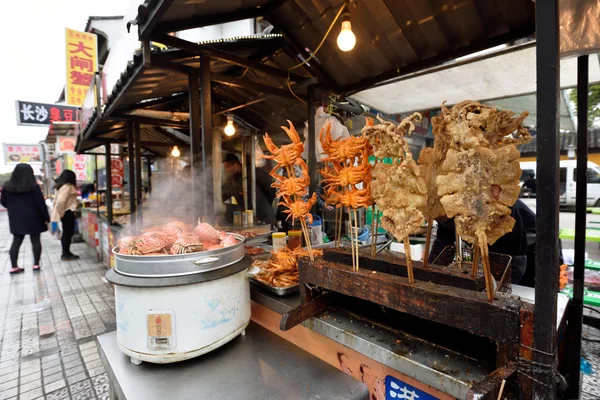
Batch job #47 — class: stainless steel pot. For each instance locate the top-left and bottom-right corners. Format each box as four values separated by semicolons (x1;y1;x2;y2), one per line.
113;233;245;278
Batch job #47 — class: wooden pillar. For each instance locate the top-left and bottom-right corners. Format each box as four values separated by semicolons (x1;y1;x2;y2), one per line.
534;0;560;398
201;55;214;218
134;123;143;226
105;145;113;226
127;121;137;230
241;136;248;211
307;85;317;203
189;71;202;222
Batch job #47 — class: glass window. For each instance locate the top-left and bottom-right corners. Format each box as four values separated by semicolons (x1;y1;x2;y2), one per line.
521;169;534;182
560;168;567;183
573;168;600;183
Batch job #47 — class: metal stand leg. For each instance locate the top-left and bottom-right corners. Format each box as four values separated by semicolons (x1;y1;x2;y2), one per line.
130;357;142;365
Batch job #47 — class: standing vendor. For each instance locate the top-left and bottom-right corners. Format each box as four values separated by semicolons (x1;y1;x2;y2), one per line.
222;154;276;226
428;199;536;284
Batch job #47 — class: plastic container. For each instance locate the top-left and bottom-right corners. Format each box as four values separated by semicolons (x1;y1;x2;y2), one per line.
233;211;242;227
288;230;302;249
308;215;323;245
272;232;287;252
245;211;254;227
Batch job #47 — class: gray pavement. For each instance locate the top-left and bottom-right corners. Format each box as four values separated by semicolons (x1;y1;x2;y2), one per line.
0;212;114;400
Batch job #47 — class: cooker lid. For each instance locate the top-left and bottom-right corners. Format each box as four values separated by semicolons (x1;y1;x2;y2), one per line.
106;257;251;288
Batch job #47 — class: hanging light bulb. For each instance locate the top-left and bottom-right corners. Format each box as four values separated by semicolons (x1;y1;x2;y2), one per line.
224;115;236;136
337;11;356;52
171;146;181;158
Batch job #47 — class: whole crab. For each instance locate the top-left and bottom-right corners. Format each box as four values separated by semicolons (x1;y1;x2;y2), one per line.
320;122;370;163
163;221;189;235
321;153;371;189
271;159;309;198
262;121;305;174
169;235;204;255
118;236;168;255
280;193;317;224
329;187;373;209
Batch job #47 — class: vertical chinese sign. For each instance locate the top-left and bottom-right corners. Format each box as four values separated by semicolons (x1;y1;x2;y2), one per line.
73;154;90;182
111;158;125;188
65;28;97;106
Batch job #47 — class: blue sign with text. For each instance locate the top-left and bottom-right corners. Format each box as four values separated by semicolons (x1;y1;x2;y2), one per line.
385;376;439;400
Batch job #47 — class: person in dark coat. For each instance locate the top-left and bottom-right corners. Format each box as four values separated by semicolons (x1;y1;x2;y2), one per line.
222;153;276;226
428;199;536;284
522;173;536;193
0;163;50;274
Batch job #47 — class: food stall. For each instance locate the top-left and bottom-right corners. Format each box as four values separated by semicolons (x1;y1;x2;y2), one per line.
70;0;598;398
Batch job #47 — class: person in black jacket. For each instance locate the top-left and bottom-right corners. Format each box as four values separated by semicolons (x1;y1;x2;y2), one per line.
428;199;536;284
222;154;276;226
0;163;50;274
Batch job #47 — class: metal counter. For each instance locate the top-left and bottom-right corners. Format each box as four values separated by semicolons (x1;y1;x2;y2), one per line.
251;284;569;399
97;322;369;400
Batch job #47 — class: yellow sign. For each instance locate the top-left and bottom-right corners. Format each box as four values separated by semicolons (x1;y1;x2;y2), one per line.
65;28;97;106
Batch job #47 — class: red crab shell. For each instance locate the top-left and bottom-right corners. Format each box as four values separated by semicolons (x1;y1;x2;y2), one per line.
169;235;204;254
217;231;228;241
135;236;168;254
164;221;189;235
117;236;136;248
206;244;224;251
151;233;178;248
118;246;139;255
220;234;237;247
193;223;220;244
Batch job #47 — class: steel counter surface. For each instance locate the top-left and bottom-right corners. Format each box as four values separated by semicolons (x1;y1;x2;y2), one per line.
251;286;490;399
97;322;369;400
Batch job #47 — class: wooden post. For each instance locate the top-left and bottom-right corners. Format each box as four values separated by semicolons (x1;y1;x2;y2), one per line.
189;70;202;222
200;55;214;218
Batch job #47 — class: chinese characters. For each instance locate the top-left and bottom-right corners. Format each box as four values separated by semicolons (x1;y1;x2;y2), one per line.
66;28;97;106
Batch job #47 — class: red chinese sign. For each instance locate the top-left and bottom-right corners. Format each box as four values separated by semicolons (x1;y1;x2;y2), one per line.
73;154;89;181
66;28;97;106
111;158;124;188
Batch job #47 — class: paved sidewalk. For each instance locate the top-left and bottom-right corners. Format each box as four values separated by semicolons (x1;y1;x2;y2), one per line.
0;213;114;400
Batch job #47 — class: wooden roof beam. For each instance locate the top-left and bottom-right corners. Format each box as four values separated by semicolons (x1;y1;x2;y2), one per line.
152;33;306;82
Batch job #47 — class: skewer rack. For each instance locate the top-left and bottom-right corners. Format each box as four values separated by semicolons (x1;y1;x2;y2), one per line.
280;249;552;399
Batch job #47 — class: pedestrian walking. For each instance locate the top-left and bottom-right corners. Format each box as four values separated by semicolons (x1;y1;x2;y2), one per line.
0;163;50;274
51;170;80;261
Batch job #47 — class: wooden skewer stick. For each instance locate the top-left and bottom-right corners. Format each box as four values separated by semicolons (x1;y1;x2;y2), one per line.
404;237;415;284
423;216;433;268
335;206;340;248
353;208;360;270
370;206;376;257
496;379;506;400
471;244;480;278
348;207;356;271
337;206;343;249
479;240;494;302
455;231;463;267
371;205;379;257
300;218;314;261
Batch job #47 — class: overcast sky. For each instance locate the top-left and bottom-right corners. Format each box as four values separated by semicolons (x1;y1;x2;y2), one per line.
0;0;130;173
